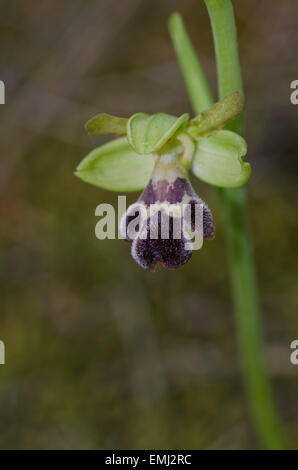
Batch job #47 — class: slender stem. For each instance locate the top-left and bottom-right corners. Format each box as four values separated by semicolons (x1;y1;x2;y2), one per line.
169;12;214;113
205;0;244;133
206;0;286;449
169;3;286;449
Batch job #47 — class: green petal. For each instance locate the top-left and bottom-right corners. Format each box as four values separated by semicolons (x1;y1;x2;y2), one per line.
187;91;244;137
75;137;156;192
127;112;189;154
191;130;251;188
85;113;127;136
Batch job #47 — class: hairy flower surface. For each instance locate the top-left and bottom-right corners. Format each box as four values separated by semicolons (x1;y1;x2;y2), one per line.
120;146;215;271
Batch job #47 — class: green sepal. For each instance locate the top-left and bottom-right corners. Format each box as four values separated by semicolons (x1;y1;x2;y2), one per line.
127;112;189;154
85;113;127;136
191;130;251;188
75;137;156;192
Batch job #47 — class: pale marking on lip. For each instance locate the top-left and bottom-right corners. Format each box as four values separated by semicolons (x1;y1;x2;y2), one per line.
151;153;187;185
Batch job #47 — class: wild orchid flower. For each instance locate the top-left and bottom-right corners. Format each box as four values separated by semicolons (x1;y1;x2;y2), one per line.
75;91;250;271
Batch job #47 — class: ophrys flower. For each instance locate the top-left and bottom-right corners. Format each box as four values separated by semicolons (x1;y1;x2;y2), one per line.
76;92;250;270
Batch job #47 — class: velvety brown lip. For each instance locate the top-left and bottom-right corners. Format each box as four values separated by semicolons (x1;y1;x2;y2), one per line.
132;212;192;271
121;173;215;271
141;177;193;205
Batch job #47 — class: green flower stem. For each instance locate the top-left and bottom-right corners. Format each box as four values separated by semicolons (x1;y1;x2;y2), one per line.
205;0;244;133
169;12;214;113
205;0;286;449
169;2;286;449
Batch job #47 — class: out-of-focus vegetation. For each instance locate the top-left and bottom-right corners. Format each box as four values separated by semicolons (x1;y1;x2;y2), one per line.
0;0;298;449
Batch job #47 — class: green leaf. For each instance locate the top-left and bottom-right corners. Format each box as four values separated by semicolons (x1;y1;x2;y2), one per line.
191;130;251;188
85;113;127;136
75;137;156;192
127;112;189;154
187;91;244;137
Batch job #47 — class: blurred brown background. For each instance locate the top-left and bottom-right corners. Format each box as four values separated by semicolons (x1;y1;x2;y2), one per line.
0;0;298;449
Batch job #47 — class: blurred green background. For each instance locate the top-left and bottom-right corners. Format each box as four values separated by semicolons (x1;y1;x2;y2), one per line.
0;0;298;449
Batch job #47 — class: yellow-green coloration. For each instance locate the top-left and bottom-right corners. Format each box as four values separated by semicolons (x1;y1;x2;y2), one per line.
86;113;127;136
77;101;251;192
176;133;195;170
192;130;250;187
187;91;244;137
127;112;189;154
75;137;155;192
